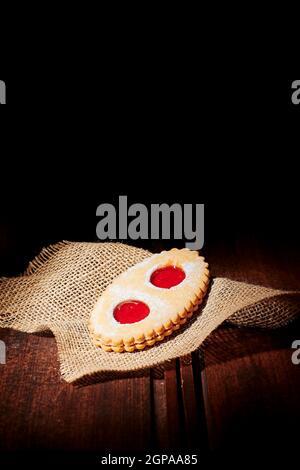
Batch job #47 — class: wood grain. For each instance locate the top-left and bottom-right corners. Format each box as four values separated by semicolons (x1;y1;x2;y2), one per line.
0;238;299;459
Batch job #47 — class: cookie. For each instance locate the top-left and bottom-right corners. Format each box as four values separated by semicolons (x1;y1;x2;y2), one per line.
89;248;210;352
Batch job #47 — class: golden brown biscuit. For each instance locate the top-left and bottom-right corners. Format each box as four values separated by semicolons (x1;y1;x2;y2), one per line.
89;248;209;352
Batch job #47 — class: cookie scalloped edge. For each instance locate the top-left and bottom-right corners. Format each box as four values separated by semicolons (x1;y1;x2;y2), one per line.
89;260;210;353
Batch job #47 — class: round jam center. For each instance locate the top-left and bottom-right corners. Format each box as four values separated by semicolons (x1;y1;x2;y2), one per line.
150;266;186;289
113;300;150;324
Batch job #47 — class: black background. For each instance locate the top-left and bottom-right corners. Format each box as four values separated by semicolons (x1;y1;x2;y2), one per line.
0;68;299;466
0;75;299;275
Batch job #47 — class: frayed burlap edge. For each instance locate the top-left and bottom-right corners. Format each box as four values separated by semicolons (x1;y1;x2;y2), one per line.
0;241;300;383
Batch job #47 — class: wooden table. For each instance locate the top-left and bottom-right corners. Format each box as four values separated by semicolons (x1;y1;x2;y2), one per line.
0;239;300;464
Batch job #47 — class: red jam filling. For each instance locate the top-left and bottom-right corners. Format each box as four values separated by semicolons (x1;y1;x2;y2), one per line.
150;266;186;289
113;300;150;324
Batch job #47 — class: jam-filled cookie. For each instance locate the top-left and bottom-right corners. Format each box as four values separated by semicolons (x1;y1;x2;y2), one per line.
89;248;210;352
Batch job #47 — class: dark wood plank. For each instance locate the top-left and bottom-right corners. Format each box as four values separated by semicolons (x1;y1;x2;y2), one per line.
201;324;300;451
178;354;208;451
0;237;299;457
151;360;182;450
178;355;199;449
201;238;300;453
0;329;152;453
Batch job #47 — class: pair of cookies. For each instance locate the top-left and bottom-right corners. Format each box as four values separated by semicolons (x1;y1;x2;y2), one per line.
89;248;210;353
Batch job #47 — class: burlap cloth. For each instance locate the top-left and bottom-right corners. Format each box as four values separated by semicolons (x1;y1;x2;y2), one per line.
0;241;299;383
